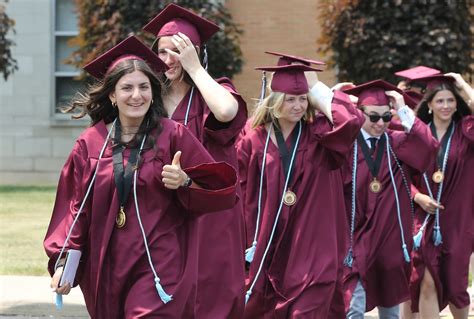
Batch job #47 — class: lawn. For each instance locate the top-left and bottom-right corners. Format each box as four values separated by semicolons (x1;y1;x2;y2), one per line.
0;185;56;276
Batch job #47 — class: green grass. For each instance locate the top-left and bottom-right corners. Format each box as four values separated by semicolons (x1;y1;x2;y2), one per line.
0;185;57;276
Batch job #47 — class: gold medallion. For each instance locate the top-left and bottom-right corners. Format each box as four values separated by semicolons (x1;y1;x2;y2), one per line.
116;207;126;228
283;190;297;206
432;169;444;184
369;178;382;193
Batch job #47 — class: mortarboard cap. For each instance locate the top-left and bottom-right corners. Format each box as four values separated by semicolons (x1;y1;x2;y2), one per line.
83;35;168;79
255;64;321;95
265;51;326;67
143;3;220;47
395;66;441;81
343;79;408;107
403;90;423;109
410;74;455;91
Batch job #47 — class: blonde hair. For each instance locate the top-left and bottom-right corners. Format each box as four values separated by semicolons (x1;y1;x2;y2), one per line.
251;91;316;128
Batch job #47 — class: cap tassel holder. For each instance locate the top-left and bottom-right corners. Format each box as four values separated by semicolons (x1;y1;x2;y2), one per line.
203;45;209;71
258;71;267;103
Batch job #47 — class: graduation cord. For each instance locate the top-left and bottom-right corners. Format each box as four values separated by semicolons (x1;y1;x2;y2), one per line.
132;135;173;304
245;121;302;305
385;132;411;263
343;139;358;268
344;132;411;268
413;122;455;250
54;118;116;309
245;124;272;263
183;86;195;126
387;143;415;234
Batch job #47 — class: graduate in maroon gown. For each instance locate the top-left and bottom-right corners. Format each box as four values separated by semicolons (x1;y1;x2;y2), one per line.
341;80;438;318
44;36;238;318
405;74;474;319
142;4;247;318
238;53;364;318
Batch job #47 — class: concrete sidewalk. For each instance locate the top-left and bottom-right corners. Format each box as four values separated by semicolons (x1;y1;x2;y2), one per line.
0;275;472;318
0;276;88;318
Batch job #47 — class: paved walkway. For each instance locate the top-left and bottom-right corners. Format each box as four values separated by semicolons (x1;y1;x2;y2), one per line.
1;275;472;318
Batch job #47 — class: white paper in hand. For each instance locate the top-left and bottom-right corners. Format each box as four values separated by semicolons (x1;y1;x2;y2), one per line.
59;249;81;287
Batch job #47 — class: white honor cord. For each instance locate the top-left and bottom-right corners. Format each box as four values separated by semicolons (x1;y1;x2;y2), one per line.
132;135;173;303
245;121;302;304
183;86;195;126
385;132;410;263
245;124;272;263
415;122;455;247
54;118;117;271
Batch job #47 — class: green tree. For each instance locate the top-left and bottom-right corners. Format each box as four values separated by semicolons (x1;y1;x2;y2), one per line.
68;0;243;79
318;0;473;84
0;0;18;81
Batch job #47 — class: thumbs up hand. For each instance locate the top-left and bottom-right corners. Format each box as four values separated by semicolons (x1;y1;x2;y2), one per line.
162;151;189;189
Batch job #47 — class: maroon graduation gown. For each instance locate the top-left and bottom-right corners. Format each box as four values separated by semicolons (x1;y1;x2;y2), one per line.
238;91;364;318
341;119;438;311
170;77;248;318
410;116;474;312
44;119;238;318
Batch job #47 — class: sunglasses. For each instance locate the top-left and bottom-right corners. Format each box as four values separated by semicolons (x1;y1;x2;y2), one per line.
363;112;392;123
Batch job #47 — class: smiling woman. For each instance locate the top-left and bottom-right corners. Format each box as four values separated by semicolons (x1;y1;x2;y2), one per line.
43;35;238;318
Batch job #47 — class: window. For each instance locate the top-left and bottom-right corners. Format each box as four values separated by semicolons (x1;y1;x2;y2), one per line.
52;0;85;122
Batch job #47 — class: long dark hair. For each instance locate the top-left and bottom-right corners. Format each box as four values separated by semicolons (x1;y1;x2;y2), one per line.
416;81;472;124
66;59;167;148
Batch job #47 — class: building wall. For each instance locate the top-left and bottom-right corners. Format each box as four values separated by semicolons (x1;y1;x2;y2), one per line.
226;0;336;110
0;0;85;185
0;0;334;185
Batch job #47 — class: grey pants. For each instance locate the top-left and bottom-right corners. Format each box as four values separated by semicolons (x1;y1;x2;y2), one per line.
346;280;399;319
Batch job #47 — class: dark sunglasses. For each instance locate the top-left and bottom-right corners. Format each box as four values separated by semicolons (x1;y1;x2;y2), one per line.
364;112;392;123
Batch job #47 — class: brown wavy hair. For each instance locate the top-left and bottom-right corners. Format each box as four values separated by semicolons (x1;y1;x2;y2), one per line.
65;59;168;148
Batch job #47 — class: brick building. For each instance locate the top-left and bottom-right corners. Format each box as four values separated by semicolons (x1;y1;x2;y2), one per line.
0;0;335;184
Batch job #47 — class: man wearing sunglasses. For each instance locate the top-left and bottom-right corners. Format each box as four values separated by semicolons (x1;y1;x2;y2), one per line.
340;80;438;319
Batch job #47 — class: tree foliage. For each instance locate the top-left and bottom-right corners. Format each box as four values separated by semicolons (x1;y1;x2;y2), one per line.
317;0;473;84
0;0;18;81
68;0;243;79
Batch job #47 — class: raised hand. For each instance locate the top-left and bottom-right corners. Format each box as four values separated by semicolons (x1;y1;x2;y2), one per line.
162;151;189;189
385;90;405;110
166;32;202;75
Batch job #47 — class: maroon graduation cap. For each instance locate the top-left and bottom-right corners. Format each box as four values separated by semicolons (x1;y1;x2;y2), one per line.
255;64;321;95
83;35;168;79
264;51;326;68
343;79;414;107
395;66;441;81
410;74;456;91
143;3;220;46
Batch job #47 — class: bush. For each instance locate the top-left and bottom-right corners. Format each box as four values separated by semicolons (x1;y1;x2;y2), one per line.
0;0;18;81
318;0;473;84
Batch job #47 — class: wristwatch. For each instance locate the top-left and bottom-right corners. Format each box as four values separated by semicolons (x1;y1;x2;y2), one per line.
182;176;192;187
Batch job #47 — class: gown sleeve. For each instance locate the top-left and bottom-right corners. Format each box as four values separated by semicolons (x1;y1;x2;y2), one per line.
310;90;365;168
202;77;248;146
43;140;91;277
171;123;238;215
390;118;439;173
